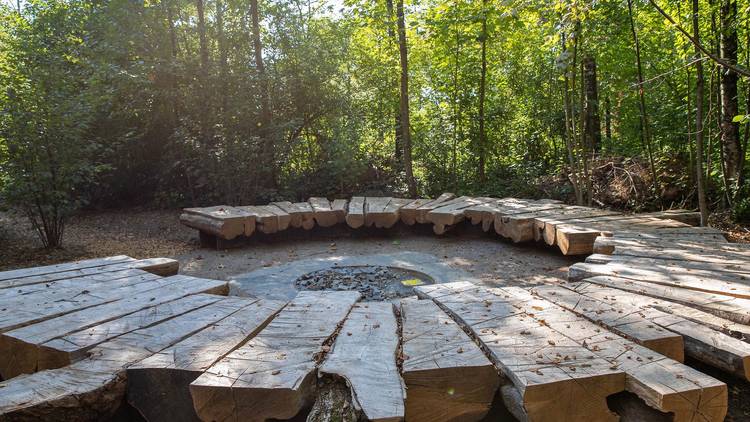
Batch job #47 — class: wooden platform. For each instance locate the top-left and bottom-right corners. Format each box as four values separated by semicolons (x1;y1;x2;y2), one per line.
5;192;750;422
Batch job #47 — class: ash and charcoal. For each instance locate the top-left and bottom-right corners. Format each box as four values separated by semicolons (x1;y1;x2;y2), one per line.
294;265;433;301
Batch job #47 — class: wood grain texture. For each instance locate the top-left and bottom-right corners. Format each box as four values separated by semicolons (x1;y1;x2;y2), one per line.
400;298;498;422
127;299;284;422
319;302;405;422
190;290;360;422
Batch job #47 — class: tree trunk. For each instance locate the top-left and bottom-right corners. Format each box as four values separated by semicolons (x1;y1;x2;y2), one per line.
693;0;710;225
217;0;229;114
604;95;612;145
396;0;417;196
720;0;742;195
477;0;488;182
582;56;601;151
562;31;584;205
250;0;276;188
196;0;210;143
627;0;660;201
385;0;403;163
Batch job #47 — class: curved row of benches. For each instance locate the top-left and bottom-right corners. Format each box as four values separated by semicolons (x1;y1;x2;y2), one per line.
0;196;747;421
181;194;718;255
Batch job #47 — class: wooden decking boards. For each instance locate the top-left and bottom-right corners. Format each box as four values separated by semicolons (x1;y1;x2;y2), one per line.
6;192;750;421
400;298;498;422
0;297;256;421
127;299;285;422
0;275;227;378
189;290;360;422
418;282;728;422
318;302;405;421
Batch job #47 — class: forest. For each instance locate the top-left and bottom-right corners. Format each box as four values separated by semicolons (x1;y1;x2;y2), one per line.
1;0;749;247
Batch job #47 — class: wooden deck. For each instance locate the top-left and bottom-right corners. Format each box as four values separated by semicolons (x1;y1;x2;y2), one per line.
2;194;749;421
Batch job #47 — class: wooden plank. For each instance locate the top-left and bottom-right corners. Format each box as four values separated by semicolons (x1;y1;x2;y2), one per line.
127;299;285;422
0;275;228;379
319;302;405;421
594;237;749;264
638;209;702;226
581;274;750;327
190;290;361;422
309;197;338;227
270;201;303;228
0;257;179;290
557;217;693;255
512;286;727;422
427;197;495;234
399;198;437;225
376;198;413;228
346;196;366;228
260;205;292;231
0;268;161;304
292;201;317;230
364;196;393;227
0;297;259;420
236;205;279;234
492;202;569;242
331;199;348;223
532;284;685;362
34;294;225;374
587;253;750;276
559;281;750;381
413;193;459;224
529;207;623;245
416;282;625;422
181;206;255;239
0;273;185;334
0;255;134;282
400;298;498;422
569;261;750;299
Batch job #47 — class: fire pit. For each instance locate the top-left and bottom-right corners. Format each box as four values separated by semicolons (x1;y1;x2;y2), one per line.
295;265;432;301
230;251;474;300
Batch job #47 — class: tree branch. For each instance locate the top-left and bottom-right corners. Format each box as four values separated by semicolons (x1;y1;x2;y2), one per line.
647;0;750;78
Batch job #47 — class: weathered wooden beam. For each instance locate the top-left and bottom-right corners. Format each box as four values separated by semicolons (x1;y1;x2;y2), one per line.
318;302;405;421
127;299;284;422
308;197;339;227
181;206;255;239
0;255;134;282
400;298;498;422
0;276;228;379
190;290;360;422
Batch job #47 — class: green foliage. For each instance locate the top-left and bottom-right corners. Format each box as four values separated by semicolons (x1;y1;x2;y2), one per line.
1;0;750;249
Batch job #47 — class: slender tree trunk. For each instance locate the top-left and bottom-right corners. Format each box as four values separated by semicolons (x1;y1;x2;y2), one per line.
450;0;461;189
582;56;601;151
250;0;276;187
217;0;229;114
604;95;612;145
627;0;660;201
477;0;488;182
720;0;742;196
562;31;583;205
694;0;710;225
396;0;417;196
385;0;402;163
196;0;210;144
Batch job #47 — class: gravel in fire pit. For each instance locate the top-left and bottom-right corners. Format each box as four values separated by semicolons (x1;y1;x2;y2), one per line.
294;265;433;301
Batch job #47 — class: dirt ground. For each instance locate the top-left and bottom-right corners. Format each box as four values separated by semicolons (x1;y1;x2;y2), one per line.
0;208;577;286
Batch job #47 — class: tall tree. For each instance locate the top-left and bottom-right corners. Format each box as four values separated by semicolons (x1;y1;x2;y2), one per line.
693;0;710;225
719;0;742;197
385;0;402;163
396;0;417;196
477;0;488;182
250;0;275;187
627;0;659;200
582;56;601;151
